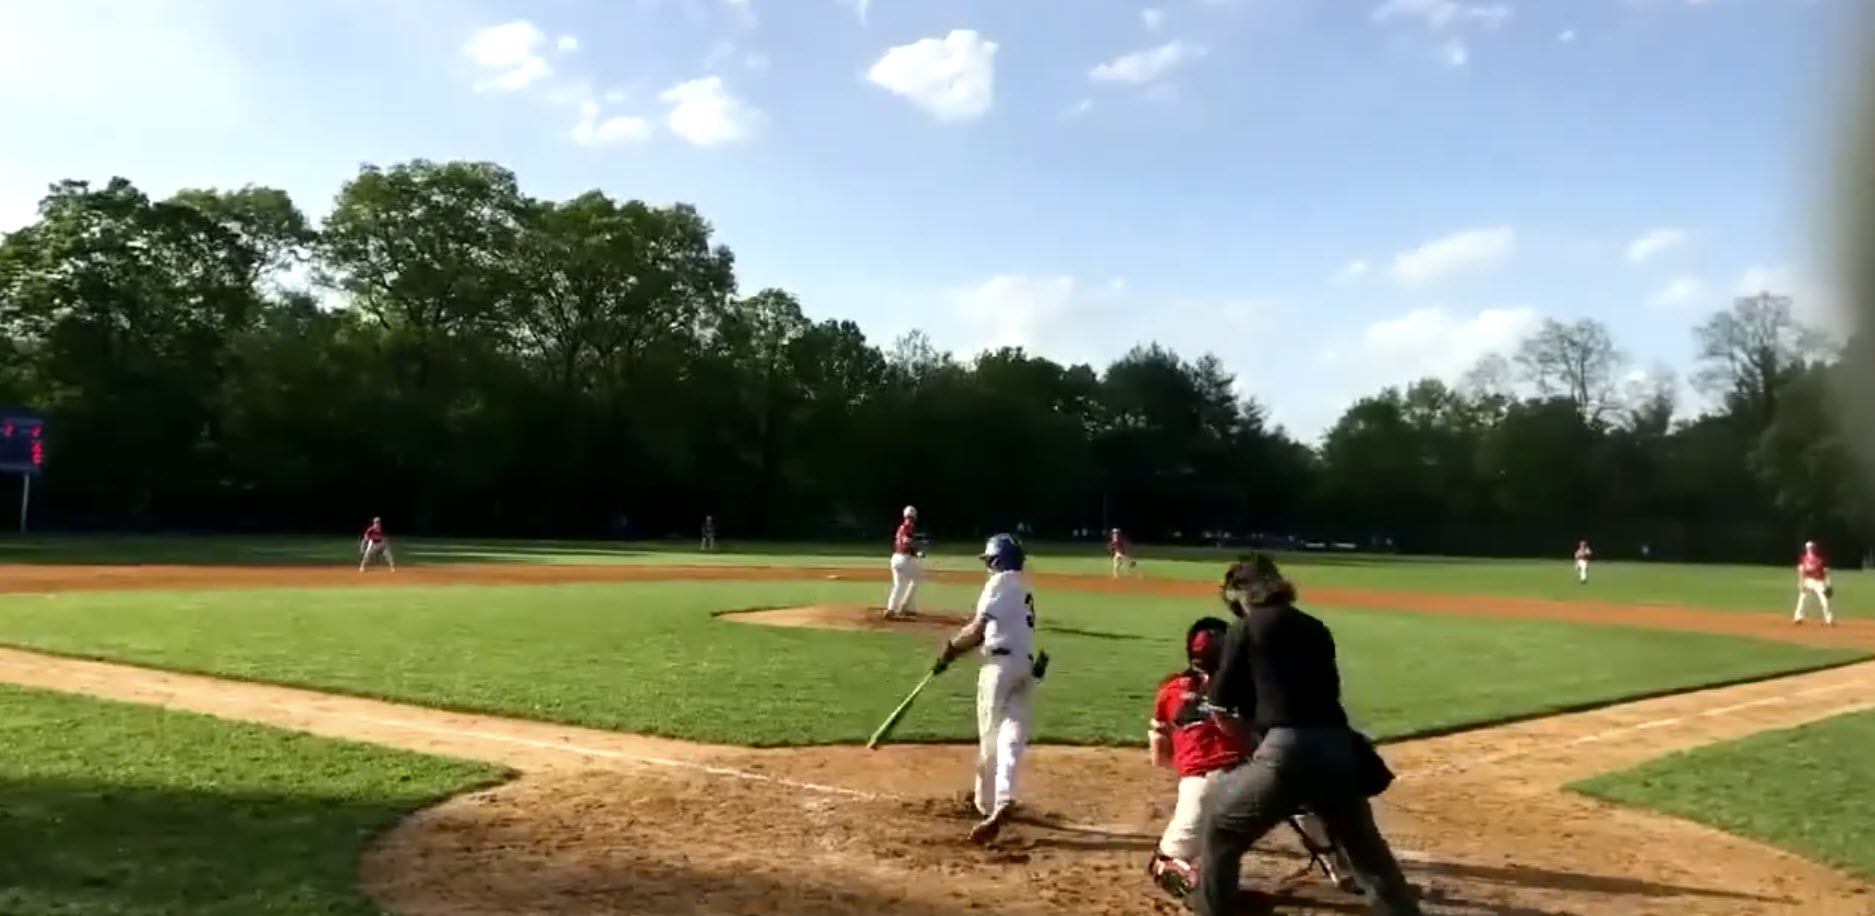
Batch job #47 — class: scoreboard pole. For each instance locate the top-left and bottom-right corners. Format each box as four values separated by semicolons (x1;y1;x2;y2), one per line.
18;473;29;533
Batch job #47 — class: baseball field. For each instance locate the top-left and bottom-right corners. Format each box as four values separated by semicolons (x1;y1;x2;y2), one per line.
1;538;1872;916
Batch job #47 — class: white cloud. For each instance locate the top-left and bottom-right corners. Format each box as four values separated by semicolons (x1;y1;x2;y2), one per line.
1736;265;1845;335
1440;40;1469;67
1089;40;1206;85
0;1;244;115
1316;306;1541;406
464;21;552;92
1625;227;1690;264
557;35;579;53
866;30;998;122
837;0;872;25
659;76;760;146
1391;226;1515;286
1142;7;1166;29
1333;259;1372;286
1648;274;1708;308
569;102;654;147
1373;0;1511;31
1558;29;1577;43
1063;97;1095;119
952;275;1082;353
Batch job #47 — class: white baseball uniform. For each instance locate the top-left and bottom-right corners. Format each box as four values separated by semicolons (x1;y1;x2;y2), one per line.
885;516;921;616
1574;545;1591;583
1795;550;1833;624
972;569;1037;815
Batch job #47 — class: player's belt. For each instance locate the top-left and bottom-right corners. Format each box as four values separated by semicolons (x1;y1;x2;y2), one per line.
987;648;1033;660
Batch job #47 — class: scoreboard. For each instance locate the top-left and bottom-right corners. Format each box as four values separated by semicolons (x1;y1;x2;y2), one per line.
0;408;45;475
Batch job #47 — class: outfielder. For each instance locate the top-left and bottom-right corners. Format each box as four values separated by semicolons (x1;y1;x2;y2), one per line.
1110;527;1139;578
935;533;1046;843
359;517;395;572
1574;540;1592;584
1149;616;1357;900
1794;540;1835;626
884;505;923;618
700;515;717;552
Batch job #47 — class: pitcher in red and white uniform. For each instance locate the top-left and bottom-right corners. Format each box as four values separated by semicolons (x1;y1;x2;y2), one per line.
1573;540;1592;584
1110;527;1138;578
359;517;395;572
1794;541;1834;626
884;505;923;618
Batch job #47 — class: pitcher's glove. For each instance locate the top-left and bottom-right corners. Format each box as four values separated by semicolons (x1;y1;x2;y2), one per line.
933;642;963;675
1826;585;1835;598
1031;650;1050;681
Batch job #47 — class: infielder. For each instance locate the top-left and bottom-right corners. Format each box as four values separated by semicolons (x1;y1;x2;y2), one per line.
700;515;717;552
1574;540;1592;584
884;505;922;619
1110;527;1139;578
935;534;1046;844
1149;616;1357;900
1794;540;1835;626
359;517;395;572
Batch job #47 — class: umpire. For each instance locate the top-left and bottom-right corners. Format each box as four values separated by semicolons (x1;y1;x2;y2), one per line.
1197;553;1421;915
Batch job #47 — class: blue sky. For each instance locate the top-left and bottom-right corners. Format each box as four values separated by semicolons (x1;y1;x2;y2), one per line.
0;0;1861;439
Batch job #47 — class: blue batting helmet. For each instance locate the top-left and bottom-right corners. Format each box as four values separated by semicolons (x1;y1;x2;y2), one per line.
980;533;1026;572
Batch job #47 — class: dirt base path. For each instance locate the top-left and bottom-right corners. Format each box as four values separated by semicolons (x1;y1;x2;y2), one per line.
2;562;1874;914
4;561;1868;651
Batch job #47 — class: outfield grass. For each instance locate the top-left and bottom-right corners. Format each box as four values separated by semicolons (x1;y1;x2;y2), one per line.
0;580;1857;746
0;683;501;916
0;534;1857;615
1575;708;1875;881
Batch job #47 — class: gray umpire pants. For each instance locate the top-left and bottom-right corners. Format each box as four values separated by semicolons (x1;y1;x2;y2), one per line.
1196;725;1422;916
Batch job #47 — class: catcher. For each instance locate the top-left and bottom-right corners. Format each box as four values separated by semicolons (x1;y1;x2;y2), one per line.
1148;616;1359;900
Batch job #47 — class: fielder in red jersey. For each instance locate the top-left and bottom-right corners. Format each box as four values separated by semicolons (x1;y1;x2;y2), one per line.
884;506;922;618
359;517;395;572
1794;540;1834;625
1110;527;1138;578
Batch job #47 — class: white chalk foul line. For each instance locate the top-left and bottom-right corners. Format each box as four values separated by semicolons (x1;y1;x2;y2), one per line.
346;713;885;801
1403;678;1875;780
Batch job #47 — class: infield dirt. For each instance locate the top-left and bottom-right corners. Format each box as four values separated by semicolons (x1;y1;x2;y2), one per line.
0;562;1872;915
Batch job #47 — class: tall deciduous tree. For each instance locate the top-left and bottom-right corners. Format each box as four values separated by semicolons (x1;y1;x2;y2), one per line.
1514;318;1626;424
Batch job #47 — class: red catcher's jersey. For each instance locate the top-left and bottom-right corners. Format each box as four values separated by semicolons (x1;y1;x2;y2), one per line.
1152;671;1247;778
1800;551;1828;580
364;523;385;544
893;519;916;555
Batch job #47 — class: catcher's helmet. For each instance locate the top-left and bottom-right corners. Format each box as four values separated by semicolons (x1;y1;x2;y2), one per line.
1186;616;1230;673
980;533;1026;572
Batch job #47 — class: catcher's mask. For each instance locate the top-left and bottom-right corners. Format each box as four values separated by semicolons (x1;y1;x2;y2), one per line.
1220;552;1296;616
1186;616;1229;674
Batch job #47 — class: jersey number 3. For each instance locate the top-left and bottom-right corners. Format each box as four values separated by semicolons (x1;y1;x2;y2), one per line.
1024;592;1036;629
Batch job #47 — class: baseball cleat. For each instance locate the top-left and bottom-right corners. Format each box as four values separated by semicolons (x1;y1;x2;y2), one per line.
969;803;1011;844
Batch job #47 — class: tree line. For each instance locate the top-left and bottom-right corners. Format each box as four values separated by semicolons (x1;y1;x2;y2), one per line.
0;159;1866;562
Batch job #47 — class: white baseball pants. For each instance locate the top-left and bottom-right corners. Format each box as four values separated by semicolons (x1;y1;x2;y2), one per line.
360;542;394;570
1158;771;1343;868
1575;559;1588;582
885;553;921;615
1794;579;1833;623
975;654;1033;814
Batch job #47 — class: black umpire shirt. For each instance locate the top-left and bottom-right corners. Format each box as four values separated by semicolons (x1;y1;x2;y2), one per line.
1206;602;1350;732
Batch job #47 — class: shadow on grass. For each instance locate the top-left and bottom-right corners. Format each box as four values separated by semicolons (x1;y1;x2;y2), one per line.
0;772;504;916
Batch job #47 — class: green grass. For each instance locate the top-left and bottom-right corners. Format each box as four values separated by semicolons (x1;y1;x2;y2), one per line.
0;533;1858;614
1575;708;1875;881
0;581;1857;746
0;683;502;915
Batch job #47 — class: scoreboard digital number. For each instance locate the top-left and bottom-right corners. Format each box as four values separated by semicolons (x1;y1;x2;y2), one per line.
0;409;45;475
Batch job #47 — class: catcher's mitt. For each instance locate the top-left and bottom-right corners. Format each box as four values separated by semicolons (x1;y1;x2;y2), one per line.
1826;585;1836;598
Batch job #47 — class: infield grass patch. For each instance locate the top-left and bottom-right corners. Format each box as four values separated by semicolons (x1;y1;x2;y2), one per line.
0;683;501;916
1575;708;1875;881
0;581;1857;746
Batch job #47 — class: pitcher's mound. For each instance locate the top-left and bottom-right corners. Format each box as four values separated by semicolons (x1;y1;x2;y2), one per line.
719;605;969;633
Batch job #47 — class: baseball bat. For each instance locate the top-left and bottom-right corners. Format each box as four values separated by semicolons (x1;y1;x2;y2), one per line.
867;670;937;749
